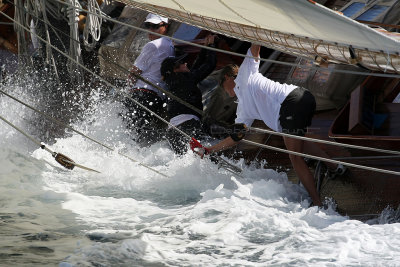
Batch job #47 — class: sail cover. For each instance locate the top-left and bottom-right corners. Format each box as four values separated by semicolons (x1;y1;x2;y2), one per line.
118;0;400;73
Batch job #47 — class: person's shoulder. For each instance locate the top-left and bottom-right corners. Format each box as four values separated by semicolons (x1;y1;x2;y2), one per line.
142;40;157;51
159;36;171;42
150;37;172;50
153;36;171;45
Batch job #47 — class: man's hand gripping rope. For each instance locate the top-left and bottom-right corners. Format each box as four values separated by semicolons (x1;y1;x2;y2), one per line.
190;137;243;176
190;137;210;159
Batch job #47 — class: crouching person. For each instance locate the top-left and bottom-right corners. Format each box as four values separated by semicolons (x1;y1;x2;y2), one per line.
161;34;217;155
194;43;324;207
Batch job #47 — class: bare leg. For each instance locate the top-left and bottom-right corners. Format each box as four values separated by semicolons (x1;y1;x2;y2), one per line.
283;136;322;206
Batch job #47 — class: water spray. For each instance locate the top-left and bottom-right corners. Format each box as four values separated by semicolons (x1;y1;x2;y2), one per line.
0;114;100;173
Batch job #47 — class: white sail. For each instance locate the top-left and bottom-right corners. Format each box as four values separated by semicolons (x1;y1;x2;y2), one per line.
118;0;400;73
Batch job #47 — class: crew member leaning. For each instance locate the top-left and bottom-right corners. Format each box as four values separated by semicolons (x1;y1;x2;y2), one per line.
195;43;325;206
124;13;174;146
161;34;217;154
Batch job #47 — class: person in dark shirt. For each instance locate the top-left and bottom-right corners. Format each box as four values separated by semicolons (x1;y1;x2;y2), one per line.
161;34;217;154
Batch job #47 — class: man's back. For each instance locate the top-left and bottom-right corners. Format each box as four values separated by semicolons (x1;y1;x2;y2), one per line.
234;49;296;131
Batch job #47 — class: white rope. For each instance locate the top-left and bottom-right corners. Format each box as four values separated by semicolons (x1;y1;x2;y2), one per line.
1;11;175;178
6;2;204;119
13;0;23;34
11;0;82;83
6;9;400;178
0;114;100;173
241;139;400;176
6;4;400;159
248;126;400;155
12;0;35;71
1;10;243;177
40;0;62;81
27;0;68;53
0;88;170;178
83;0;103;50
384;50;390;73
28;1;40;49
66;0;82;84
44;0;64;21
13;0;26;54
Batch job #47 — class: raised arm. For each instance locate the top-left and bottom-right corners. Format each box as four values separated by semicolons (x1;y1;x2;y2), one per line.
250;43;260;61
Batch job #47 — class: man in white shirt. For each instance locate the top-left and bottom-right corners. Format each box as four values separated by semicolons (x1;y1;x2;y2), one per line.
124;13;175;146
195;44;324;206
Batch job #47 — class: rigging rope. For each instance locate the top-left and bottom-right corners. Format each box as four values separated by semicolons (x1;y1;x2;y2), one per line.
66;0;82;84
1;9;243;178
2;7;400;177
241;139;400;176
50;0;400;79
6;0;204;115
13;0;31;70
10;0;400;151
82;0;102;50
0;114;100;173
14;3;398;158
0;88;170;178
248;126;400;155
14;0;83;83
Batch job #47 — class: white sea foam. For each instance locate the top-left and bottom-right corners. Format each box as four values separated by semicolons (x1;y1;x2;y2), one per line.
2;82;400;266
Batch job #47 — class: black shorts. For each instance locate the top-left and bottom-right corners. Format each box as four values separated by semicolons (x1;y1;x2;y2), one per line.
279;87;316;136
123;88;167;146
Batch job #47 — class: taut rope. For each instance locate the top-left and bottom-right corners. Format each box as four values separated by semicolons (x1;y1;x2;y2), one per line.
0;114;100;173
3;7;400;177
0;88;170;178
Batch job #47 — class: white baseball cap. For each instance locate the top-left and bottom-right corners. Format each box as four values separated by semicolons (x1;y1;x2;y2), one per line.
145;13;168;24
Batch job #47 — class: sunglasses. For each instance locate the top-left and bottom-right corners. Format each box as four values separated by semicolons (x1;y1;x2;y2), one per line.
144;22;166;30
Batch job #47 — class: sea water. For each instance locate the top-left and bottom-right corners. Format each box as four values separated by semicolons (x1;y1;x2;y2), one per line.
1;75;400;267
